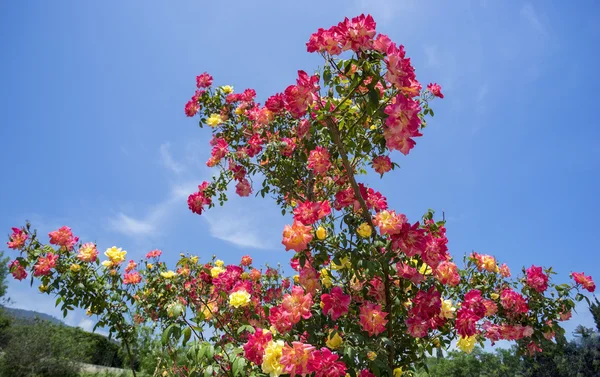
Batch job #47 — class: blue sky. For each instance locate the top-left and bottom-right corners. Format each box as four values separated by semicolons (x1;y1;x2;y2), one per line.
1;0;598;339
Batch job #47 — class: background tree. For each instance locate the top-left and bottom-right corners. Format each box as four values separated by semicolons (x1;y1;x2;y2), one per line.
0;319;83;377
590;297;600;332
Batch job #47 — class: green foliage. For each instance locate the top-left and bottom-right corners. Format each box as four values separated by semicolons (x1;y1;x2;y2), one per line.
417;347;522;377
590;297;600;332
418;333;600;377
0;251;9;301
79;371;132;377
71;326;125;368
0;319;84;377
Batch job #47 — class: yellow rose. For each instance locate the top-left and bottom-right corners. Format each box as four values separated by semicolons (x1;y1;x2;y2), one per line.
221;85;234;94
147;263;154;269
367;351;377;361
70;264;81;273
331;256;351;270
482;256;497;272
229;290;251;308
262;340;284;377
206;114;223;127
326;330;343;349
161;270;177;279
293;275;300;284
393;367;403;377
356;223;372;238
419;263;432;275
316;226;327;240
190;256;199;264
39;285;48;293
457;335;477;354
104;246;126;267
440;299;456;319
215;259;225;267
201;301;217;321
320;269;333;288
211;266;225;278
491;293;499;300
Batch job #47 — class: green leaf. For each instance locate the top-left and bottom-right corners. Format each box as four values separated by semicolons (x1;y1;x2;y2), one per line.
162;323;176;345
197;343;207;361
368;86;379;110
233;357;246;376
344;60;353;75
206;344;215;359
182;326;192;346
323;66;332;85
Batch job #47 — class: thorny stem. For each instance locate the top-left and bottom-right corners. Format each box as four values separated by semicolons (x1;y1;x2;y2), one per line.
166;344;188;377
325;119;374;230
192;296;238;377
326;118;395;369
183;317;234;377
124;338;138;377
115;323;138;377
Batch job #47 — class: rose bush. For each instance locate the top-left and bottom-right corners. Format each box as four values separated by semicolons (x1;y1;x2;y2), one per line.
6;14;596;377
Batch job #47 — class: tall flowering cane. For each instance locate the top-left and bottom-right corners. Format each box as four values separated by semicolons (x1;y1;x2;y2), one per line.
6;14;597;377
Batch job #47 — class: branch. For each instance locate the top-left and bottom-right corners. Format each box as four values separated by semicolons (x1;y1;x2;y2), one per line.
326;110;396;368
115;322;137;377
183;317;234;377
325;119;374;230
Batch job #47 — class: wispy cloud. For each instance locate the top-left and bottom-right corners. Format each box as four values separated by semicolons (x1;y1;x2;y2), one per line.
424;45;439;67
204;211;272;249
477;84;488;103
108;180;197;237
77;318;96;333
520;3;546;35
6;286;108;336
108;143;281;249
160;142;185;174
109;213;154;235
471;83;489;134
351;0;419;25
203;195;282;250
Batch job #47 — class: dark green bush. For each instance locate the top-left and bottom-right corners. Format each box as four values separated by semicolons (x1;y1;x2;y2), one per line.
0;319;83;377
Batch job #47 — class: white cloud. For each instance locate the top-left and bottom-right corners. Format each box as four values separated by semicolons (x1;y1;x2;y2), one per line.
107;143;202;238
351;0;419;25
108;180;197;237
109;141;283;249
160;142;185;174
520;3;546;35
562;301;596;336
477;84;488;103
109;213;155;235
203;203;280;250
77;318;96;332
424;45;439;67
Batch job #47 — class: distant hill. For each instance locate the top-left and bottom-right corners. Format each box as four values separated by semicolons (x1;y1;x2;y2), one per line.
0;305;65;326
